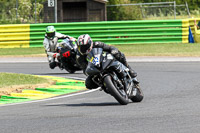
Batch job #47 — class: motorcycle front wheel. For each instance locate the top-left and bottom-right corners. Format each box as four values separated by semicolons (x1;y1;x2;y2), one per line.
104;75;129;105
65;68;75;74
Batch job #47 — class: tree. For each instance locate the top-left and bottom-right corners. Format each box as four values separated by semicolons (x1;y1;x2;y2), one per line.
0;0;46;24
108;0;200;20
107;0;142;21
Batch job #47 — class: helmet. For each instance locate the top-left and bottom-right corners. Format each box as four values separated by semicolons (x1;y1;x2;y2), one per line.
77;34;93;55
46;26;56;39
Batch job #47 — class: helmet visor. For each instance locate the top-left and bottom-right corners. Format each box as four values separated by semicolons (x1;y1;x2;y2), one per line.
47;32;55;38
78;44;91;55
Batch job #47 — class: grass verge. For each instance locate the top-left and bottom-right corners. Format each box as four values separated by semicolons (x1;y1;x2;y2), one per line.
1;43;200;57
0;73;55;96
0;47;45;57
114;43;200;56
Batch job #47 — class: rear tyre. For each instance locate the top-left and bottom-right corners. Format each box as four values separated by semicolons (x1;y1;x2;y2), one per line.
130;84;144;102
104;75;129;105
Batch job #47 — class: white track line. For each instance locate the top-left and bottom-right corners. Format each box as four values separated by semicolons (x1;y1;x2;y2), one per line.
0;76;99;107
0;88;100;107
64;76;87;80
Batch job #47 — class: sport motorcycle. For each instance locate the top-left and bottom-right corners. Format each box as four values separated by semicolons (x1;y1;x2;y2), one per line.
57;39;82;73
85;48;144;105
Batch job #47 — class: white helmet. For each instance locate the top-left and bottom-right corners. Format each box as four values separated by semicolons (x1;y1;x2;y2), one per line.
46;26;56;39
77;34;93;55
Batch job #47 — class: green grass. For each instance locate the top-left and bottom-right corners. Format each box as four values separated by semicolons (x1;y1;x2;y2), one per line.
0;73;50;88
0;47;45;56
114;43;200;56
0;43;200;57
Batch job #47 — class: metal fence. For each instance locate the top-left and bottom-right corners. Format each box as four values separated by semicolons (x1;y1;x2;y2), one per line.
0;1;192;24
0;19;190;48
107;1;191;20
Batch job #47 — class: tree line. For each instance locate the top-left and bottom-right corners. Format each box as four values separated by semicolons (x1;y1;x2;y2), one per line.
107;0;200;21
0;0;46;24
0;0;199;24
131;0;200;10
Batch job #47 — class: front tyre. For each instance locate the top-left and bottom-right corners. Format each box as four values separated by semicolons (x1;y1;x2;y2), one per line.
65;68;75;74
64;66;76;73
104;75;129;105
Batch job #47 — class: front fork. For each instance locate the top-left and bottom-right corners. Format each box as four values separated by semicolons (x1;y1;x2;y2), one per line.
91;70;135;98
109;61;135;96
111;71;135;98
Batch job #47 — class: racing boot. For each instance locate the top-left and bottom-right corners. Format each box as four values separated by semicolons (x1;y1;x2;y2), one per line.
49;62;57;69
132;77;139;85
117;52;139;85
127;65;139;85
127;65;137;78
118;53;138;79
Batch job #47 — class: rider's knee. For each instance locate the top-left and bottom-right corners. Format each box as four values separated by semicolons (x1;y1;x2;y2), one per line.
85;76;99;89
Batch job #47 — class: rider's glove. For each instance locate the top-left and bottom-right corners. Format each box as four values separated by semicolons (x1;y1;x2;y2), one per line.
111;49;120;59
111;49;118;54
53;53;60;58
69;37;76;42
64;35;76;42
64;35;70;39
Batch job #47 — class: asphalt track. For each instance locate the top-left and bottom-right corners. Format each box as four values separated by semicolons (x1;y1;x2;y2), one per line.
0;58;200;133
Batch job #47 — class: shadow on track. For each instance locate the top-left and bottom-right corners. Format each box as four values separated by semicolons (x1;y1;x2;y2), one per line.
36;72;83;75
45;102;121;107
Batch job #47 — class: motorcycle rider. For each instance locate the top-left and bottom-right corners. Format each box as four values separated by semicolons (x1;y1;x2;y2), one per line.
43;26;75;69
76;34;139;89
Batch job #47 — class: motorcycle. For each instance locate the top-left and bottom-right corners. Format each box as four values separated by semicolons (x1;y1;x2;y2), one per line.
57;38;82;73
85;48;144;105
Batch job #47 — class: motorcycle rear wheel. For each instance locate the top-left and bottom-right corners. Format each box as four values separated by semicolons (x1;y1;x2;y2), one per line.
104;75;129;105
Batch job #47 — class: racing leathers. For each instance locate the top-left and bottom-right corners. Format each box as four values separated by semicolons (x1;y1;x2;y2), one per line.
76;41;138;89
43;32;73;69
